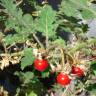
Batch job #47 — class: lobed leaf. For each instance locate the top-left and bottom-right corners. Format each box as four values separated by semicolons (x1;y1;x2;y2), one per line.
21;48;34;70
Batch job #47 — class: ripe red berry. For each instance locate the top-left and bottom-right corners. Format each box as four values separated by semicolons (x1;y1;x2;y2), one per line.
72;66;84;77
57;72;71;86
34;59;49;71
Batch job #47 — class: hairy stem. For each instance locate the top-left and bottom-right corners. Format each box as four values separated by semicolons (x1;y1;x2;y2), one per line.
64;50;75;65
3;43;7;54
60;48;65;70
33;33;44;48
45;16;49;49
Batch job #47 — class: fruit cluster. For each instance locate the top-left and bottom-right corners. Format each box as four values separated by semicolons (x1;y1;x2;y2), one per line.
33;48;84;87
57;66;84;86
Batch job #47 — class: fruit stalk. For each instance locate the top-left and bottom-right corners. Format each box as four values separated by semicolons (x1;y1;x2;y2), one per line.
60;48;65;70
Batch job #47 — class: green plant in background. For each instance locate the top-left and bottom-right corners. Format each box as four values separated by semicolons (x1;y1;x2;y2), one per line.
0;0;96;96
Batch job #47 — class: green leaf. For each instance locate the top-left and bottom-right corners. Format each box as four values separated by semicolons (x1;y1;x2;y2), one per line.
87;38;96;44
22;14;33;25
90;61;96;65
4;35;14;45
86;83;96;96
21;48;35;70
0;0;17;15
5;18;17;29
4;34;27;45
15;71;34;83
1;0;35;42
23;72;34;83
81;9;96;19
36;5;56;38
93;70;96;75
60;0;78;17
26;81;45;96
53;38;66;47
60;0;87;17
41;71;50;78
90;61;96;75
82;4;96;19
60;0;96;19
28;91;37;96
70;42;87;53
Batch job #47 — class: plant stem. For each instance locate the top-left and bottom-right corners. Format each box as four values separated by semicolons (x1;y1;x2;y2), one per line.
7;43;16;50
0;51;23;57
62;85;69;96
45;16;49;49
64;51;75;65
60;48;65;70
3;43;7;54
22;20;44;48
16;0;23;6
33;33;44;48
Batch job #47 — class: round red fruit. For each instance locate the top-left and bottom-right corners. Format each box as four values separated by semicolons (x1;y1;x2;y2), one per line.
34;59;49;71
72;66;84;77
57;72;71;86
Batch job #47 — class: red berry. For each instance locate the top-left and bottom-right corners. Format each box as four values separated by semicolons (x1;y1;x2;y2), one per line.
34;59;49;71
57;72;71;86
72;66;84;77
